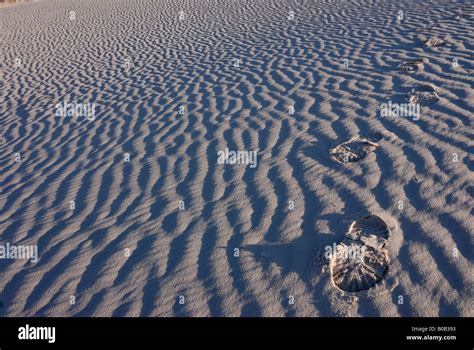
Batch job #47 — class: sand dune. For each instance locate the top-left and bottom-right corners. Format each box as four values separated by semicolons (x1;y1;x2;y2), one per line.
0;0;472;317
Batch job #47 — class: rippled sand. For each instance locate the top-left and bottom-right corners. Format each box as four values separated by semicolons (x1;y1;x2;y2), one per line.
0;0;472;316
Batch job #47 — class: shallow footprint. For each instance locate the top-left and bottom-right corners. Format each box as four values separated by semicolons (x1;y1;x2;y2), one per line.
408;84;440;106
422;37;446;47
346;214;390;249
330;240;389;292
416;23;436;32
397;58;428;73
329;136;378;163
457;5;474;19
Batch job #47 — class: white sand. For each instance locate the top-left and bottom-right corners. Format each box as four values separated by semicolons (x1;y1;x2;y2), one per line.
0;0;472;316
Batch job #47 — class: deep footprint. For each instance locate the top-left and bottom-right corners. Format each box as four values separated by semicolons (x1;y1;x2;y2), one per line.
330;215;391;292
330;240;389;293
329;136;379;163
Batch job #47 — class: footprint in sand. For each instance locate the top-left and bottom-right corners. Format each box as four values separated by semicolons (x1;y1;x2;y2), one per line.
397;58;428;73
330;215;391;292
408;84;440;106
329;136;379;163
346;214;390;249
416;24;436;33
457;5;474;20
421;37;447;47
330;241;389;293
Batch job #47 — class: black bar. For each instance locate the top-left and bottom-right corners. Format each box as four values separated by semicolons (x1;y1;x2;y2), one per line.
0;317;471;346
